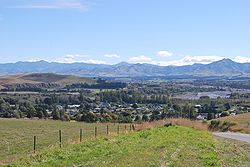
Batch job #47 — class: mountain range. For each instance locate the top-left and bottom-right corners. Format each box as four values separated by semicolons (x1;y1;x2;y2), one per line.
0;59;250;78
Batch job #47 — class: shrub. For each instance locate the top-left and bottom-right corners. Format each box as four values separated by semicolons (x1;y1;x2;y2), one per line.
208;120;221;130
221;121;237;131
208;120;237;131
220;111;230;117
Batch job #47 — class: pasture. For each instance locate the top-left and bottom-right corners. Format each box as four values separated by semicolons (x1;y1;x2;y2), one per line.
7;126;250;167
0;119;127;163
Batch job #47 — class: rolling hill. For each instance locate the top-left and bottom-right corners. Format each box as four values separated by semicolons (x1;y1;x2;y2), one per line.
0;73;96;90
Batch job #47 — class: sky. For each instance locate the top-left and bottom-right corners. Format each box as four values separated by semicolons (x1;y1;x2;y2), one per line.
0;0;250;66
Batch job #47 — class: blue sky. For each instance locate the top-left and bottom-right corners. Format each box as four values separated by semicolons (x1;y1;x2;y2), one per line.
0;0;250;65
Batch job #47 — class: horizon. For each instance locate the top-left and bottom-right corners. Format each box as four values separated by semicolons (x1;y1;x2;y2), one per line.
0;57;243;66
0;0;250;66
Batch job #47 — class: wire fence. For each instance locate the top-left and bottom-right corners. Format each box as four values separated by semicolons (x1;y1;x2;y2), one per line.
0;123;138;163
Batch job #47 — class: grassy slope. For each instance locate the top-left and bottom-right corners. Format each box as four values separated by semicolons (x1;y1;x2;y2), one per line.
215;136;250;167
21;73;96;85
8;126;250;167
217;112;250;133
0;119;120;162
0;73;96;88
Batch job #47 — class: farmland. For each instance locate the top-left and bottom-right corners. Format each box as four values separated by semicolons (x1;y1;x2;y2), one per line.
0;119;126;163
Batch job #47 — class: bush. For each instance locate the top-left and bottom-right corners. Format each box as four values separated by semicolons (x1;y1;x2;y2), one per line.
208;120;237;131
220;111;230;117
221;121;237;131
209;120;221;130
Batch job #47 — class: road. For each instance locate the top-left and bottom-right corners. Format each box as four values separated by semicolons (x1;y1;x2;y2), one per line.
213;132;250;144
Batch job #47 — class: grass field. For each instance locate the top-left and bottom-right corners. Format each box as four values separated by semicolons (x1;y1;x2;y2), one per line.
217;112;250;133
1;119;250;167
0;119;127;163
6;126;250;167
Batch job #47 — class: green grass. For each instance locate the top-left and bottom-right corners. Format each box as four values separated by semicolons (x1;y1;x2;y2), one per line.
0;119;123;162
2;119;250;167
215;137;250;167
7;126;220;167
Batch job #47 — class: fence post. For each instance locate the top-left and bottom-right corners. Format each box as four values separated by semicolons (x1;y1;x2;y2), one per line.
95;127;97;138
80;129;83;142
130;124;132;131
117;125;120;135
33;136;36;154
132;124;135;131
59;130;62;148
125;125;127;133
107;125;109;135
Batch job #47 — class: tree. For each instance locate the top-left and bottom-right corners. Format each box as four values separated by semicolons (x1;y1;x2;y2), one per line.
81;112;97;123
142;114;149;121
207;113;214;120
224;103;231;111
26;104;36;118
37;110;44;119
134;115;141;121
132;103;138;109
220;111;230;117
52;108;60;120
78;93;84;102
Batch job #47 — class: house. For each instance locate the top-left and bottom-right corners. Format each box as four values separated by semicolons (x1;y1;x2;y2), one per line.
66;104;80;116
99;102;110;108
56;105;64;110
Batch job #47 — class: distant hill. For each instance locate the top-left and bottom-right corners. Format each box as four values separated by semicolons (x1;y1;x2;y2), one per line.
0;73;96;90
0;59;250;78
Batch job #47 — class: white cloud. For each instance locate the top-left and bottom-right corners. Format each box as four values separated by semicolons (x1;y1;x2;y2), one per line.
233;56;250;63
81;59;106;64
55;54;106;64
128;55;156;64
128;55;250;66
157;55;225;66
55;54;89;63
157;50;173;57
177;55;224;65
7;0;87;10
104;54;120;58
129;55;225;66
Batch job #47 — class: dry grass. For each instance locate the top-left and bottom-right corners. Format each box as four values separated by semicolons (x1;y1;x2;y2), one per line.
217;112;250;133
136;118;208;131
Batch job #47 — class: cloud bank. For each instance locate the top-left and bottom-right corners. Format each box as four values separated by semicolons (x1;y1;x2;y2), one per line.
55;54;106;64
104;54;120;58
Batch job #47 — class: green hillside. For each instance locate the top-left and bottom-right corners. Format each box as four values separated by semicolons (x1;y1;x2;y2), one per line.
20;73;96;85
0;73;96;90
7;126;250;167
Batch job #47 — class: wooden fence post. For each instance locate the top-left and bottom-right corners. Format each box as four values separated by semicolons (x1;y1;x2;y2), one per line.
95;127;97;138
125;125;127;133
117;125;120;135
132;124;135;131
59;130;62;148
33;136;36;154
107;125;109;135
130;124;132;131
80;129;83;142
